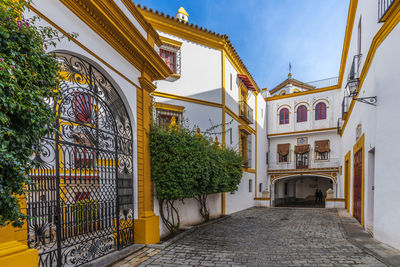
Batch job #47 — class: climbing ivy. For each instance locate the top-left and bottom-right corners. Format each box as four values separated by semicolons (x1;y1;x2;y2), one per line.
0;0;63;227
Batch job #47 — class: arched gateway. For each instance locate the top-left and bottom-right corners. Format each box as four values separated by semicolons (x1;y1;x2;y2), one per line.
271;174;337;207
26;53;134;267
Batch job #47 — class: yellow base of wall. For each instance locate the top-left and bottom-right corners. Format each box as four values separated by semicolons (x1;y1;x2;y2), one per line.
0;241;38;267
134;213;160;244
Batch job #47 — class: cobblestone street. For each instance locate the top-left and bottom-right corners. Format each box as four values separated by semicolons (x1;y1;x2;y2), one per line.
114;208;390;267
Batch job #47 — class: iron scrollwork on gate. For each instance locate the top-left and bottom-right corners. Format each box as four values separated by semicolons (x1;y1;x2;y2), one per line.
27;53;134;266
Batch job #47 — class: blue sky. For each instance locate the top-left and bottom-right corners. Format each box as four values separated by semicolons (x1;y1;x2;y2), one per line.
136;0;350;89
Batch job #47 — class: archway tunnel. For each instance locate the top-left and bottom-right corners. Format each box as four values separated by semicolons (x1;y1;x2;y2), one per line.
272;176;334;208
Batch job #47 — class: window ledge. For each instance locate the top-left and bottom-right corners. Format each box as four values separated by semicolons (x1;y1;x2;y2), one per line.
166;73;181;82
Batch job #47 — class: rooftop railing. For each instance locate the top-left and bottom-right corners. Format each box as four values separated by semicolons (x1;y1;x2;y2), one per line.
239;100;254;124
379;0;395;22
306;77;338;89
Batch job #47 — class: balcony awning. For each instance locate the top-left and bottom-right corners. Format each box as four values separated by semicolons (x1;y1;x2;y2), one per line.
237;74;257;92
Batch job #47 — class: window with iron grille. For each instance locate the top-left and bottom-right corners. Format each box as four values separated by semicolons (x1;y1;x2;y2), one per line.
156;108;183;128
316;151;329;160
159;44;181;74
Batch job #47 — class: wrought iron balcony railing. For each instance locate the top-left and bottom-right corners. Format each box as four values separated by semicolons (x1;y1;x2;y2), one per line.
239;100;254;124
379;0;395;22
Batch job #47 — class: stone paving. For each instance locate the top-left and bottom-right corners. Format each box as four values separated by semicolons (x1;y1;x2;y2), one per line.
114;208;388;266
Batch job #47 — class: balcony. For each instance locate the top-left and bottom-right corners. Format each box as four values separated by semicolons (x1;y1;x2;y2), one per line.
239;100;254;124
379;0;395;22
268;158;341;171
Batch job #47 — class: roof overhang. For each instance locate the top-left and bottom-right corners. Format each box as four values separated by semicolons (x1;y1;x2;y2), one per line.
238;74;256;91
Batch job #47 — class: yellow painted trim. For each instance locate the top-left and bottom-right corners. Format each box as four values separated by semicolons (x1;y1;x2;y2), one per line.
225;107;256;133
337;0;359;88
58;0;172;80
266;85;339;101
344;150;351;212
159;36;182;48
242;168;256;174
312;98;330;106
268;127;337;137
239;124;256;135
177;7;189;17
221;50;226;215
341;2;400;134
140;8;260;93
277;104;291;112
255;97;258;197
254;197;270;201
153;91;222;108
154;102;184;112
294;101;310;110
120;0;163;47
353;133;365;226
30;6;142;89
380;0;400;22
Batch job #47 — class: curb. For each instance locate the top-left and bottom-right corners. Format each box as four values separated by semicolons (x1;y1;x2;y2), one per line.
83;244;145;267
337;209;400;267
147;214;230;250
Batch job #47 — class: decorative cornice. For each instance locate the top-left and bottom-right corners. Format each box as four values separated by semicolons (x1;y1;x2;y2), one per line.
266;85;339;101
139;77;157;92
59;0;172;81
270;78;315;95
121;0;163;47
268;127;337;137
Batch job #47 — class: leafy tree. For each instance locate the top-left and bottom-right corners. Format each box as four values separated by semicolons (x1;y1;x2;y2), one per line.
0;0;63;226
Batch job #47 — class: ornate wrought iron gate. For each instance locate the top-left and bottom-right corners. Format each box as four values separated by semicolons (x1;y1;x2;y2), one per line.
27;53;134;267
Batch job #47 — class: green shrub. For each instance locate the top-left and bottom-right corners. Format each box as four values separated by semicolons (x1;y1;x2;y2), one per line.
0;0;62;226
150;123;243;232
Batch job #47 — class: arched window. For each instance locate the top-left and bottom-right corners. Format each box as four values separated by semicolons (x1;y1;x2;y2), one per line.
315;102;327;120
279;108;289;124
296;105;307;122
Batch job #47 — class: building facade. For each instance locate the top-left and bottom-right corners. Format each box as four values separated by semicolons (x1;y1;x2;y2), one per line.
263;76;343;208
138;6;268;237
337;0;400;251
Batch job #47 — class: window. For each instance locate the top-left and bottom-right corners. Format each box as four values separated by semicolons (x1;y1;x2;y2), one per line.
296;153;309;169
315;102;327;120
240;132;252;168
284;183;288;195
259;183;263;193
277;143;290;163
296;105;307;122
279;108;289;124
229;128;233;145
160;48;177;73
74;92;93;124
316;151;329;160
315;140;330;161
156;108;182;128
279;153;288;163
249;179;252;192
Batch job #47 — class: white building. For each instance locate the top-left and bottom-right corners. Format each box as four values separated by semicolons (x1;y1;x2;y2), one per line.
138;5;268;238
337;0;400;251
263;74;343;208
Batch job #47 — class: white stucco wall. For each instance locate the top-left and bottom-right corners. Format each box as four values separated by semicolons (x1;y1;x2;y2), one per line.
339;2;400;250
155;32;222;104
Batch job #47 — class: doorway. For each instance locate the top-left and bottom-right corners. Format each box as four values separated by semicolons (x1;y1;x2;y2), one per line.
353;148;363;224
